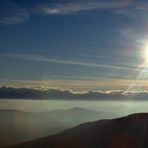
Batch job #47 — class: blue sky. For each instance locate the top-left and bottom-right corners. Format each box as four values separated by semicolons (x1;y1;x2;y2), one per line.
1;0;148;91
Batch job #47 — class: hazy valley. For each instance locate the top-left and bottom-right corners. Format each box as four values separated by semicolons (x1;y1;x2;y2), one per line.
7;113;148;148
0;107;118;147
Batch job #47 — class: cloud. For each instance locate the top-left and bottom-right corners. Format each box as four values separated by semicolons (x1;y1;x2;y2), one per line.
37;1;132;15
115;2;148;20
0;53;139;72
0;1;29;25
0;86;148;100
0;0;136;25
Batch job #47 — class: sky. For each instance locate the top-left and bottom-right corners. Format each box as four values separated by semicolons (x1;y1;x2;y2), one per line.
1;0;148;91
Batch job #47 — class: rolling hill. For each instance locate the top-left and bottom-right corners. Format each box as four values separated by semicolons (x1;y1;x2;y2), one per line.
0;107;117;147
8;113;148;148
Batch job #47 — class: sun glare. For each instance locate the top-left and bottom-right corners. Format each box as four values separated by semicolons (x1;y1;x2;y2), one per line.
144;44;148;62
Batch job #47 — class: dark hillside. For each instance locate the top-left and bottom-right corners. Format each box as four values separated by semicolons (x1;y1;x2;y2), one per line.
8;113;148;148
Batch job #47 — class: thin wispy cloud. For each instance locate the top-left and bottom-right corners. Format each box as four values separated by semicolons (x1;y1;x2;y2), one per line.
115;2;148;20
0;53;139;72
38;1;132;15
1;0;148;25
0;1;29;25
0;0;138;25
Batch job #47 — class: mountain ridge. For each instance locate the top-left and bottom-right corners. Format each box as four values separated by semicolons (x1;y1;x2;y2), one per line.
0;107;118;147
8;113;148;148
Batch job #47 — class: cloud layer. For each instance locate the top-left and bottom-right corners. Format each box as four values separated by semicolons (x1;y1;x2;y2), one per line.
0;86;148;100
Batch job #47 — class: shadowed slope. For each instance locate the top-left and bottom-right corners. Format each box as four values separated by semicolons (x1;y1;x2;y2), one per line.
0;108;117;147
8;113;148;148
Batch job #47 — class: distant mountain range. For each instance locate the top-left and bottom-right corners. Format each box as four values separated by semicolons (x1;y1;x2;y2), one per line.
8;113;148;148
1;86;148;100
0;107;117;147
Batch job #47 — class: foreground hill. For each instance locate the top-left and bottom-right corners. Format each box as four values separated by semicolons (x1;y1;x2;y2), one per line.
0;108;117;147
9;113;148;148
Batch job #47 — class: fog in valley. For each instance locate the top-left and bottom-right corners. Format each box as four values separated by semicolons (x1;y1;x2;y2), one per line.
1;99;148;147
